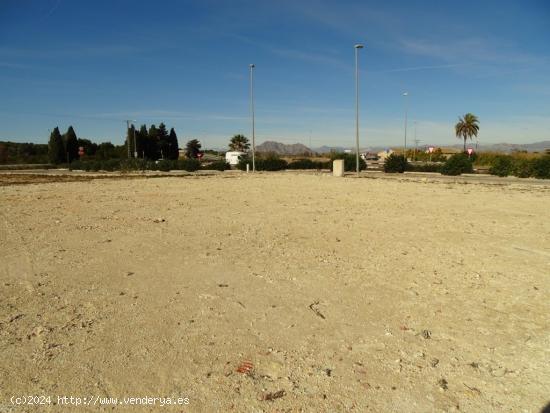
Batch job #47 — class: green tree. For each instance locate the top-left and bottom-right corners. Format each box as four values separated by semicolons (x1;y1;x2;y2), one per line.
329;152;366;172
147;124;160;159
0;143;7;164
157;123;169;159
136;124;148;158
64;126;79;162
96;142;118;160
229;134;250;151
185;139;202;159
76;138;98;157
168;128;179;160
48;127;65;164
125;124;136;158
383;153;408;173
441;153;474;176
455;113;480;152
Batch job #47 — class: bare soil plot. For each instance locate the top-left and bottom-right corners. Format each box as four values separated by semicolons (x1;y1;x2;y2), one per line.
1;173;549;412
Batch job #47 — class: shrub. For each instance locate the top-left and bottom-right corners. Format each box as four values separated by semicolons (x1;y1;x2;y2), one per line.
440;153;474;176
237;155;251;171
287;159;329;169
488;155;514;177
89;161;102;171
474;151;538;167
69;160;83;171
156;160;173;171
258;155;288;171
100;159;120;171
406;163;442;173
531;155;550;179
383;154;408;173
513;158;534;178
145;160;158;171
176;159;201;172
120;158;148;171
237;154;288;171
203;161;230;171
329;153;366;172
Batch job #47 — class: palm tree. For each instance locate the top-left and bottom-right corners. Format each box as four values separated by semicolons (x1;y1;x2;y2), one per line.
185;139;202;158
455;113;480;152
228;134;250;152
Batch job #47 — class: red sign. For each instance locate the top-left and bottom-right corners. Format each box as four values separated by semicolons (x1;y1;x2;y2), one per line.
197;153;203;159
467;148;473;155
78;146;84;156
428;146;434;153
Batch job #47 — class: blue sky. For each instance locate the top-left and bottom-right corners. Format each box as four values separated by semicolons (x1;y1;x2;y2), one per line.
1;0;549;148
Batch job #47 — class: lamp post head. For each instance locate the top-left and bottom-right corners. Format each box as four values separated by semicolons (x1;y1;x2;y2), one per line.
249;64;255;68
354;44;364;49
403;92;408;96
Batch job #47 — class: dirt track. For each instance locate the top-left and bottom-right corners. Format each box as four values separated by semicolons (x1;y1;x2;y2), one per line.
1;173;549;412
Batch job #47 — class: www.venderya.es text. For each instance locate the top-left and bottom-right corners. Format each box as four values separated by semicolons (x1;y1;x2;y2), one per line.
9;395;190;407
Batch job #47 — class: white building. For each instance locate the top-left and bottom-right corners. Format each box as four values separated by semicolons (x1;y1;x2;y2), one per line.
377;149;394;160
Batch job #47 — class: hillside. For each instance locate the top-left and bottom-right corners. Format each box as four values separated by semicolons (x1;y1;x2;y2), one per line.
442;140;550;153
256;141;312;155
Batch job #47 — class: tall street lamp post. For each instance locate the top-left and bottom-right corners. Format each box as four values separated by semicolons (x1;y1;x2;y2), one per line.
249;64;256;173
402;92;409;160
354;44;364;176
125;119;137;158
126;120;131;158
413;120;419;161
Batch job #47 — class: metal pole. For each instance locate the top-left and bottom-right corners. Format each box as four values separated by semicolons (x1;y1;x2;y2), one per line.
414;121;417;161
403;92;408;160
126;120;131;158
133;125;137;158
354;44;364;176
249;64;256;173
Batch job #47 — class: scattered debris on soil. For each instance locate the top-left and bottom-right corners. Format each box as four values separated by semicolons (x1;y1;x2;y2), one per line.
236;361;254;375
261;390;285;401
309;301;326;319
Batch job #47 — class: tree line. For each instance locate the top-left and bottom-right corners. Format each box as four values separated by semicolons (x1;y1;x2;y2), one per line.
44;123;180;164
127;123;179;161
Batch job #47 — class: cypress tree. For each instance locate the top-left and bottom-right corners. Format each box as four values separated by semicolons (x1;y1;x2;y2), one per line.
136;124;148;158
0;143;7;164
168;128;180;160
148;124;160;159
157;123;169;160
48;127;65;164
64;126;79;162
126;124;136;158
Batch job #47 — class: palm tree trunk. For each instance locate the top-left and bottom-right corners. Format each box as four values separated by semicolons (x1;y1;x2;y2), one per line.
463;138;466;153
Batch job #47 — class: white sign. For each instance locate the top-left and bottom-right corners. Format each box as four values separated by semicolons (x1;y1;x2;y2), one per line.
467;148;473;155
428;146;434;153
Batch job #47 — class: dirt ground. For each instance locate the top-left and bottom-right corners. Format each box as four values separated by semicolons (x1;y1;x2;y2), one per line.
1;173;549;412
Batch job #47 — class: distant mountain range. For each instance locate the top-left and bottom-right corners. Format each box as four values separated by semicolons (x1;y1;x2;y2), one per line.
252;140;550;155
255;141;386;154
447;141;550;153
256;141;312;155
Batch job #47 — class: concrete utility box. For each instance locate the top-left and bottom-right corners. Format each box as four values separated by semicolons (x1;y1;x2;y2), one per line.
333;159;344;177
225;151;246;166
